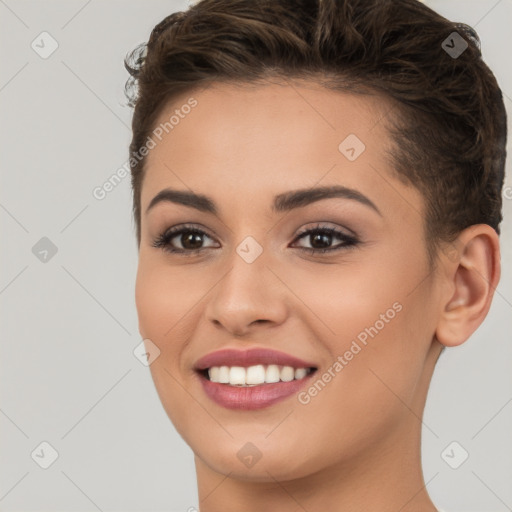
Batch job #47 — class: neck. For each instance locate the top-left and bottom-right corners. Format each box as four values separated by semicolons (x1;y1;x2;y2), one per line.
194;418;438;512
194;343;443;512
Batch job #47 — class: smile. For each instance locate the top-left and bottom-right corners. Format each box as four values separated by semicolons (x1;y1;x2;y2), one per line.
194;347;318;410
205;364;315;386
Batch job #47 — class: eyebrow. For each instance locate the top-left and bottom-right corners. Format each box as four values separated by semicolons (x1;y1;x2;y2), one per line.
145;185;382;216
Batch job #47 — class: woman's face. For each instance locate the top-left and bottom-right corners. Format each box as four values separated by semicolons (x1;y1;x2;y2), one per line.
135;80;445;481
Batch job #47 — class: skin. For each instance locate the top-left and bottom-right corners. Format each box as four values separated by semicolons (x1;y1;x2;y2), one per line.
134;80;500;511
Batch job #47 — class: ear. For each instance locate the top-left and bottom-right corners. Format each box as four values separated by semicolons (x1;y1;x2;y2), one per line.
435;224;501;347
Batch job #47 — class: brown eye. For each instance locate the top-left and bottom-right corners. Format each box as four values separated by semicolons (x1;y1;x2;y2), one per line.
292;226;359;254
179;231;205;250
152;223;359;256
152;225;218;255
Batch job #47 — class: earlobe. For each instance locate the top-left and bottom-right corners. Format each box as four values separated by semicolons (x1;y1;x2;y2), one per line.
435;225;501;348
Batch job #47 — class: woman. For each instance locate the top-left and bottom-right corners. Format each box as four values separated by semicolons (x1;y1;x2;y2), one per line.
124;0;507;509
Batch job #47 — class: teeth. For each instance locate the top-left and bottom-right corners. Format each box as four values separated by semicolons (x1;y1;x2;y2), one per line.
218;366;230;384
280;366;295;382
265;364;280;383
207;364;313;386
246;364;266;385
294;368;307;379
209;366;220;382
229;366;246;385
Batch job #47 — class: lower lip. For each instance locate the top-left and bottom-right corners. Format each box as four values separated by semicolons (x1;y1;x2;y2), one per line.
197;371;316;410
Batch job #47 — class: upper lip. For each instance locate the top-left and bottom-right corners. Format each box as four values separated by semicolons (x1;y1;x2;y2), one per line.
194;348;317;371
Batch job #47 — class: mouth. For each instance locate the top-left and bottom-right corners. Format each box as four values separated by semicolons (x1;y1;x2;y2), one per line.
193;347;319;410
198;364;317;387
195;363;318;410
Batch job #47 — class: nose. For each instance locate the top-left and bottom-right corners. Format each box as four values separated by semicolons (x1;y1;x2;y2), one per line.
204;249;288;337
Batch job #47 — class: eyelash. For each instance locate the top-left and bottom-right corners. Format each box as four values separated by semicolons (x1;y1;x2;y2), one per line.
152;223;359;257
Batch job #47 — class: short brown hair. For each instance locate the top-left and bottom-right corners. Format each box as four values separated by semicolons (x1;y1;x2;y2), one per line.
124;0;507;262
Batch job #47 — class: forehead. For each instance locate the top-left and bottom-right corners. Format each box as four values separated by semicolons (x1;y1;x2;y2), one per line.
140;80;419;220
147;80;391;159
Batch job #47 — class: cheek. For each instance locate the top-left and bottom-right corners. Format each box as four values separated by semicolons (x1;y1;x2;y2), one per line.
284;273;432;465
135;257;198;430
288;250;434;395
134;256;194;407
135;254;197;341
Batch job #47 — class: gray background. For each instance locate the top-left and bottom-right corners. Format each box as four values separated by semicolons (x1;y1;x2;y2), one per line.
0;1;511;511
